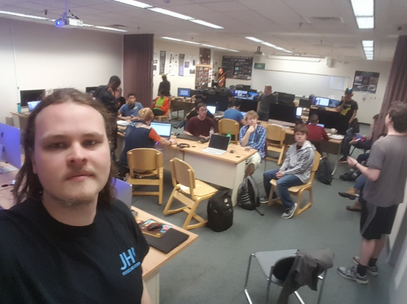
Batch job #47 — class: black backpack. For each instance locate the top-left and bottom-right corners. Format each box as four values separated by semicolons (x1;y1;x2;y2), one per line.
237;176;263;215
207;190;233;232
317;157;333;185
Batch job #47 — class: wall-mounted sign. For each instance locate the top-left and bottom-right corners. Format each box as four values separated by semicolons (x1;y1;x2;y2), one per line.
254;63;266;69
352;70;379;93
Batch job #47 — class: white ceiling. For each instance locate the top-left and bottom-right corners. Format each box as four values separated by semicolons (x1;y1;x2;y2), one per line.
1;0;406;61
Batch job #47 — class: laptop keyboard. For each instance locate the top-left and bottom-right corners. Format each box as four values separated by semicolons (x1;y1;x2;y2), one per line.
176;134;201;141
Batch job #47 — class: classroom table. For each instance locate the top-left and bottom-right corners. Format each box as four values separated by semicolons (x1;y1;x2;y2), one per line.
259;121;343;175
135;207;198;304
117;129;257;206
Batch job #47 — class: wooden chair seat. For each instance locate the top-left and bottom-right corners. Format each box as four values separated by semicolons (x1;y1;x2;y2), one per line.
265;124;286;165
268;151;321;217
163;158;218;230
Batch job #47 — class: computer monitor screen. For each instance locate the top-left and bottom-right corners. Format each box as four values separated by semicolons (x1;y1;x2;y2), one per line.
27;101;40;112
296;107;303;117
328;99;340;108
299;98;312;108
20;89;45;107
207;105;217;115
178;88;191;97
269;104;297;123
234;90;248;98
240;111;247;117
247;92;259;100
150;122;172;137
0;123;21;170
85;86;98;93
315;97;329;107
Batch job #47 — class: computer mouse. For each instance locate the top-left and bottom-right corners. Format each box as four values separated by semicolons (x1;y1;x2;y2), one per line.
147;223;162;231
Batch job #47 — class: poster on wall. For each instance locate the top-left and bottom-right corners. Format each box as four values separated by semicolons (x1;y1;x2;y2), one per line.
195;65;211;89
159;51;166;75
178;54;185;76
199;48;211;65
217;67;226;88
222;56;253;80
183;55;198;76
166;53;178;76
352;70;380;93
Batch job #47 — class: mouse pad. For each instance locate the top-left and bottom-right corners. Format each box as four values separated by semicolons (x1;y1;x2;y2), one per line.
143;228;189;254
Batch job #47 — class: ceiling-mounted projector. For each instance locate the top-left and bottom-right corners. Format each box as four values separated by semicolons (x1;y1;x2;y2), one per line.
55;15;83;27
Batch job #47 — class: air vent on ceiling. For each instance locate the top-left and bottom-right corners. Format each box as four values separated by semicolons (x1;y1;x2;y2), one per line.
305;17;344;24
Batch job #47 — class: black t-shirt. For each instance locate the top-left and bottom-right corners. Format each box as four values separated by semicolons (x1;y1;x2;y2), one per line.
258;93;277;113
338;99;358;121
94;85;118;114
0;199;149;304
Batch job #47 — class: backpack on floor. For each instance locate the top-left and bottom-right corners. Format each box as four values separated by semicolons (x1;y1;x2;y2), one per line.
317;157;333;185
237;176;260;211
207;190;233;232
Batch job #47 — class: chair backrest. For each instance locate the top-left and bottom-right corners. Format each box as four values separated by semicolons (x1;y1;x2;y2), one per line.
113;178;132;208
219;118;240;143
307;150;321;184
127;148;163;176
266;124;286;144
170;158;196;195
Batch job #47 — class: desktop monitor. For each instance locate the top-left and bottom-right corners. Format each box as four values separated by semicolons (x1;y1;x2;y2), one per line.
315;97;330;107
150;122;172;138
27;101;40;112
177;88;191;98
207;105;217;115
328;99;340;108
20;89;45;107
0;123;21;171
299;98;312;108
247;92;259;100
277;92;295;103
269;104;297;123
85;86;98;94
234;90;248;98
296;107;303;117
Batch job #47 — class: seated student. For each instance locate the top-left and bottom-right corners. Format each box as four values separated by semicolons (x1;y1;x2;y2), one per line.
306;114;329;141
118;93;143;121
224;99;247;126
151;90;170;116
262;124;315;219
239;111;266;177
176;99;215;129
184;103;217;138
118;108;176;177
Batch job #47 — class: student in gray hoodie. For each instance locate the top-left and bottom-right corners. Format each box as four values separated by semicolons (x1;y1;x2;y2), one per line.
263;124;315;219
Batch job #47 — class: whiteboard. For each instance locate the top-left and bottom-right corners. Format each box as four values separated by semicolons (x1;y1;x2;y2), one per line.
252;69;350;99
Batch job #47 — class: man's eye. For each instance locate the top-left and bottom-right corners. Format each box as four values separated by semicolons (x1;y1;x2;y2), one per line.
84;140;98;146
48;143;66;149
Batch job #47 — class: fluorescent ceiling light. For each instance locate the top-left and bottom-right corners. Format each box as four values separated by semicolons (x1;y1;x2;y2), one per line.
148;7;193;20
261;42;277;48
162;37;238;52
162;37;183;41
350;0;374;16
245;37;263;43
0;10;50;20
362;40;374;47
190;19;224;29
184;41;200;45
113;0;152;9
94;25;127;32
202;44;216;48
356;17;374;29
363;46;374;51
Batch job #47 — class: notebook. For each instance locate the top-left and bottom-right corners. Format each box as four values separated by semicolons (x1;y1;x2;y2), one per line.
150;122;172;139
142;228;189;254
202;134;229;156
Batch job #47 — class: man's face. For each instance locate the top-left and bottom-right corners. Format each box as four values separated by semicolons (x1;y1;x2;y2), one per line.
32;103;111;206
264;86;272;96
128;95;136;106
344;92;353;102
111;82;120;92
247;116;257;126
198;106;207;119
295;131;307;146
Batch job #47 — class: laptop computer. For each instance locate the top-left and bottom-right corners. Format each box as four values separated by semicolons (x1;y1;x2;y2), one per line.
202;134;230;156
27;101;40;112
150;122;172;139
207;105;216;115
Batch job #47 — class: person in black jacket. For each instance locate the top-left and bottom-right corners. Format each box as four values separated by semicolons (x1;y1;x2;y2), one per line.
158;74;171;97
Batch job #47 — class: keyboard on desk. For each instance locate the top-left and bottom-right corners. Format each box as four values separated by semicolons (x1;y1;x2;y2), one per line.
202;147;226;156
176;134;201;141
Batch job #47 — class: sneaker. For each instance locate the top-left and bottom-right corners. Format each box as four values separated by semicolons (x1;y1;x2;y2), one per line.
337;266;369;284
259;197;269;204
339;172;353;181
352;256;379;276
338;157;348;164
281;203;297;219
338;191;359;200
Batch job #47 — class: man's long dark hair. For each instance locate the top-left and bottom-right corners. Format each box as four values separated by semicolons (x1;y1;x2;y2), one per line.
13;88;116;205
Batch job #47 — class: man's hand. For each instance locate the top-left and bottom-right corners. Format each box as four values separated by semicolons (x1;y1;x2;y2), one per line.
199;135;209;140
247;124;257;134
276;170;283;179
347;156;358;168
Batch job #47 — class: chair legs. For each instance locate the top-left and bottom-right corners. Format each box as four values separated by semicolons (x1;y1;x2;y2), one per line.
244;254;255;304
267;185;313;217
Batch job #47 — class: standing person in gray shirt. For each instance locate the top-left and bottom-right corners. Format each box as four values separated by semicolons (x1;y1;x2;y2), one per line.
257;85;277;121
338;102;407;285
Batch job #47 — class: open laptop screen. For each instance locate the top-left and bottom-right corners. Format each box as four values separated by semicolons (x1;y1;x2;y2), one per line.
28;101;40;112
315;97;329;107
208;134;229;150
207;105;216;115
150;122;172;137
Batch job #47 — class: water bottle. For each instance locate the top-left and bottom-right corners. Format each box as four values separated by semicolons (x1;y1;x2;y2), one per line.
17;103;21;114
209;127;214;138
226;131;231;145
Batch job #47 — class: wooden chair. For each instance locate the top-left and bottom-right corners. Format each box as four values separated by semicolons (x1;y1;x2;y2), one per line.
265;124;287;165
218;118;239;144
155;99;171;122
126;148;164;205
268;151;321;217
163;157;218;230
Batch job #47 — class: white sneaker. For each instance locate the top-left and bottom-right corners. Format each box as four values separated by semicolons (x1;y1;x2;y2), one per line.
259;197;269;204
281;203;297;219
